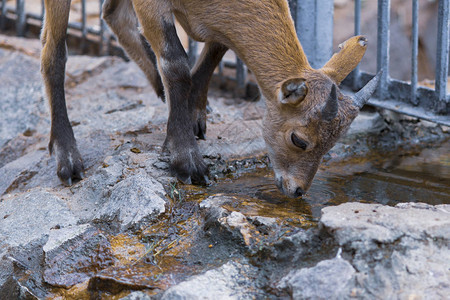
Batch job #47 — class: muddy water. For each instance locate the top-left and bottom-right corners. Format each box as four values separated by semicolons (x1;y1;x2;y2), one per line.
205;139;450;224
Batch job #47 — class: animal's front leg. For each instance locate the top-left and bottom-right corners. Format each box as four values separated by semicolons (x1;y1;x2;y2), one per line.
41;0;84;185
134;1;208;185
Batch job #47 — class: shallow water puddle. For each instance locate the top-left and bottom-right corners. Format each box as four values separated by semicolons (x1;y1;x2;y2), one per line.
206;139;450;223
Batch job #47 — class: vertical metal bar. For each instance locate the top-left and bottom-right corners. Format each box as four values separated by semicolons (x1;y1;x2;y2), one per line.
296;0;316;65
352;0;361;90
99;0;107;55
287;0;297;28
236;56;247;92
354;0;361;36
218;60;225;85
41;0;45;24
1;0;7;30
81;0;87;53
315;0;334;68
435;0;450;113
410;0;419;106
188;38;198;68
16;0;26;36
377;0;391;100
296;0;333;68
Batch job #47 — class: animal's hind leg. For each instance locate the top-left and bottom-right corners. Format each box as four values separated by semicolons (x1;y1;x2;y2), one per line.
189;42;228;139
102;0;164;99
41;0;84;184
133;0;207;185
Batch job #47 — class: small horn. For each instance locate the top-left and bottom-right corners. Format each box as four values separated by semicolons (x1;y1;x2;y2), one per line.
322;84;338;121
353;69;384;108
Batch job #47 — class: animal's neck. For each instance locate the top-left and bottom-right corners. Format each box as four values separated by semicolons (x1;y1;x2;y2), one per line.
231;7;312;101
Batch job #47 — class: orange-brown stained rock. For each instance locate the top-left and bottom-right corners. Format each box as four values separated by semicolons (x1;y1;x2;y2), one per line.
109;234;147;265
43;227;115;288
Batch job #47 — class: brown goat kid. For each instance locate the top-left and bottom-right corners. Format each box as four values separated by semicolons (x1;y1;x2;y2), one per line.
41;0;381;198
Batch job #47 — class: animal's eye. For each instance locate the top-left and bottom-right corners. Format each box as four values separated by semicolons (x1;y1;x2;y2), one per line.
291;133;308;150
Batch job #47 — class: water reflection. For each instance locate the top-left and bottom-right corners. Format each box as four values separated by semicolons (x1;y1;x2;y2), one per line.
207;140;450;224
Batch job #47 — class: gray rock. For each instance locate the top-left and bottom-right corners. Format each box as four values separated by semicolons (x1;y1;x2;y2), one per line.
43;224;92;254
346;111;386;136
0;82;44;150
278;256;356;300
0;257;14;296
0;236;52;299
68;155;127;221
0;130;41;170
92;60;149;90
161;261;260;300
0;150;45;196
0;189;78;247
119;291;152;300
320;202;450;299
0;277;39;300
0;50;44;150
249;216;277;234
66;55;119;84
200;195;232;223
200;196;254;246
320;202;450;246
199;119;266;161
0;50;41;85
94;172;166;230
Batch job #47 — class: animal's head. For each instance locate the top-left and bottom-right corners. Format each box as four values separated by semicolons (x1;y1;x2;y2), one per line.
263;36;382;198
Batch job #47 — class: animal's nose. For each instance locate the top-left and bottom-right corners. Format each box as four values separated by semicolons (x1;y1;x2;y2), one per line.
294;187;304;198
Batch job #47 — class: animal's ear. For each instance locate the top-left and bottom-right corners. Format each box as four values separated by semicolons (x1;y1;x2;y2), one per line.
321;35;368;85
279;78;308;106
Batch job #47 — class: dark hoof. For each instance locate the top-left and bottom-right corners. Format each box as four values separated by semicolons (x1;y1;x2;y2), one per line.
167;143;209;186
51;142;84;186
193;110;207;140
57;156;84;186
170;157;209;186
194;119;207;140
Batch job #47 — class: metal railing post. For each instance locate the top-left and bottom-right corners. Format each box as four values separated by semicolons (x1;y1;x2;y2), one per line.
287;0;297;26
1;0;7;30
188;38;197;68
410;0;419;106
435;0;449;113
40;0;45;23
377;0;391;100
295;0;334;69
99;0;107;55
236;56;247;96
81;0;87;53
352;0;362;90
16;0;26;36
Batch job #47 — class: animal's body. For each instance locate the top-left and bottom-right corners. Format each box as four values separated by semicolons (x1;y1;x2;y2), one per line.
41;0;380;197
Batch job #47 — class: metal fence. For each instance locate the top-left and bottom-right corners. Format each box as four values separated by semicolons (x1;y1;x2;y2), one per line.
0;0;449;125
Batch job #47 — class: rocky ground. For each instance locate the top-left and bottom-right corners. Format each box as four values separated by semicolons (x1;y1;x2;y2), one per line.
0;34;449;299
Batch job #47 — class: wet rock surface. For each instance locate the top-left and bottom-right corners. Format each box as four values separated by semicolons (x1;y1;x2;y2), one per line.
0;35;449;299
